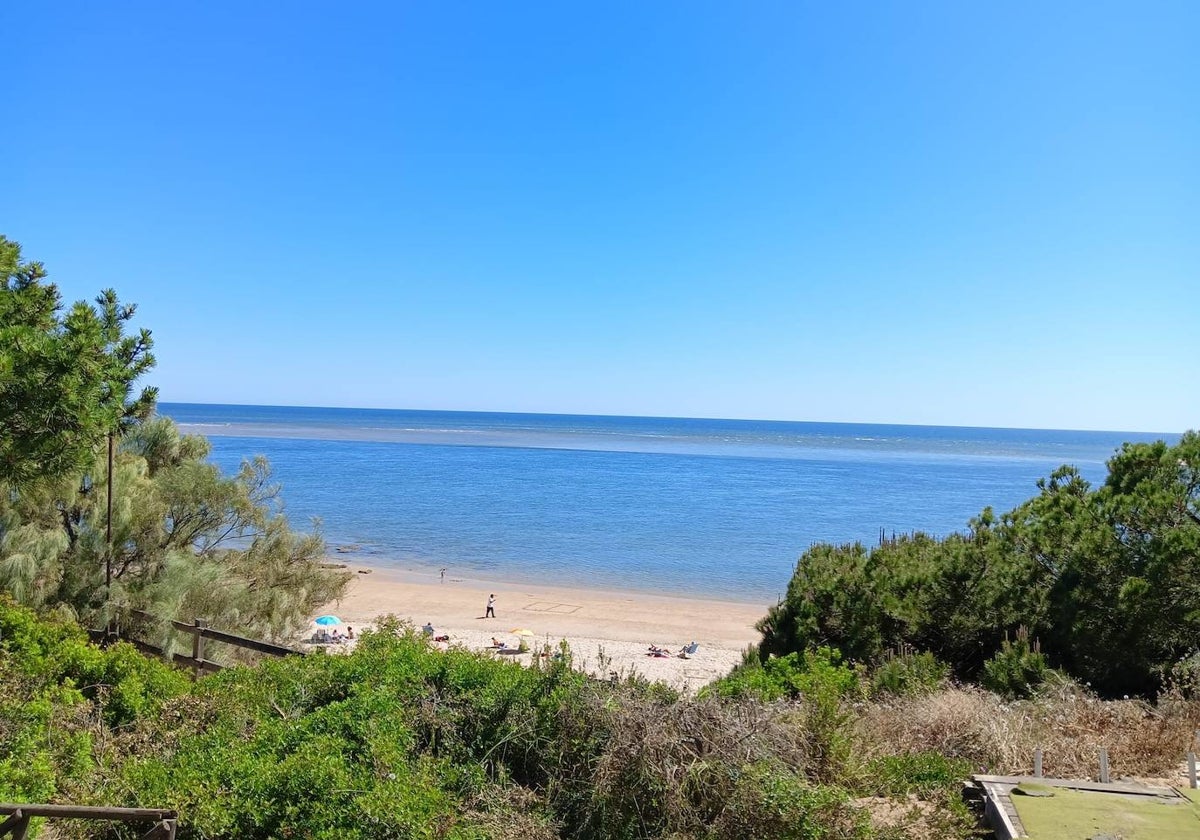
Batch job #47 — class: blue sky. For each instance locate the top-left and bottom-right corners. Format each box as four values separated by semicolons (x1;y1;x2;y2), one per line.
6;2;1196;432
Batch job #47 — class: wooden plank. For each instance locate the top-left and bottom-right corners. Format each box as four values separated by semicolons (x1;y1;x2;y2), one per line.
127;638;167;657
981;784;1024;840
972;775;1179;797
0;804;176;820
170;654;223;674
165;619;296;657
122;610;299;659
191;626;297;657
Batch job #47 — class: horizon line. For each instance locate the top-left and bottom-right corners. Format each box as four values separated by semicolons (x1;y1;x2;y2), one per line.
155;400;1184;439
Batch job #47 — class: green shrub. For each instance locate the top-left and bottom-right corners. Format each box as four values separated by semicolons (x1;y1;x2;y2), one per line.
0;597;188;813
705;648;864;785
866;752;971;798
0;598;189;728
870;649;950;698
708;763;871;839
983;631;1050;699
705;647;862;703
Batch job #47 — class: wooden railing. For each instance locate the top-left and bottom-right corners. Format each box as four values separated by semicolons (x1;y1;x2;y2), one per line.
120;610;301;676
0;803;176;839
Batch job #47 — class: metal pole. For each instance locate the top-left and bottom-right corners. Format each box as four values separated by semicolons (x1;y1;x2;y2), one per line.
106;431;114;589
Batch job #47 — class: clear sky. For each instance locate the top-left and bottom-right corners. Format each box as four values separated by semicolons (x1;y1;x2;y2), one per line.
5;2;1196;432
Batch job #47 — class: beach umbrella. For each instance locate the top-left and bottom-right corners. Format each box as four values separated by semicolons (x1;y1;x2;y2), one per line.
510;628;535;637
314;615;342;626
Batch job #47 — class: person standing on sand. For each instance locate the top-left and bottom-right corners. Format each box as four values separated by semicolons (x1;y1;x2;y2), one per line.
485;594;496;618
440;568;447;582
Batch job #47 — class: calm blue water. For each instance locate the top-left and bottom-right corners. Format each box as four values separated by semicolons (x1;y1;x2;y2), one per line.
159;403;1177;604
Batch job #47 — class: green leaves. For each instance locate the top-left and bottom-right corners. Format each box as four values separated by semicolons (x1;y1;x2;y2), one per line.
0;237;157;486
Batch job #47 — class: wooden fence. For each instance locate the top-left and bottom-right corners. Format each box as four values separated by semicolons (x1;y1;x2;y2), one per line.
117;610;301;676
0;804;176;839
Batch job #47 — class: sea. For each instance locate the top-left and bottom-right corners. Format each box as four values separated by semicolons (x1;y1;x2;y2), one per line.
159;403;1177;605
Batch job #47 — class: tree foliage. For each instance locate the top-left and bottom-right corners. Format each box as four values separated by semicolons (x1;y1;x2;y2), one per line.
0;416;349;642
0;237;349;640
0;236;156;486
757;432;1200;697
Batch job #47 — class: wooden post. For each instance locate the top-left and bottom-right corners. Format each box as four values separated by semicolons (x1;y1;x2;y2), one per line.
1098;747;1110;783
139;819;177;840
1033;748;1043;778
1188;752;1197;790
192;619;208;677
0;809;31;839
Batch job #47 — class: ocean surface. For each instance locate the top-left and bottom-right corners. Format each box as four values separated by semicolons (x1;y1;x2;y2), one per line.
159;403;1176;604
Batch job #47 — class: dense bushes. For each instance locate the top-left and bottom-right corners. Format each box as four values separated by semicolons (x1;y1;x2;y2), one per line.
12;598;1198;838
0;598;187;808
6;603;960;839
757;432;1200;697
101;623;877;839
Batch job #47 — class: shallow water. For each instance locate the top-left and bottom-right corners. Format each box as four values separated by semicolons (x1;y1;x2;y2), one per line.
161;403;1174;603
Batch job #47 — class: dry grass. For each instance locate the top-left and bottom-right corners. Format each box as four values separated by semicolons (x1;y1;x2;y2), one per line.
856;681;1200;780
579;689;816;834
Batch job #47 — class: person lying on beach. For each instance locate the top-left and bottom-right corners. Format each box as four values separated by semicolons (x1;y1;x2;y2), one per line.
433;634;450;642
647;645;672;657
490;637;503;648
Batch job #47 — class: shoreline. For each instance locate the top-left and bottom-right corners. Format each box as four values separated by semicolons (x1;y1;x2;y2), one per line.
318;562;768;691
326;548;787;606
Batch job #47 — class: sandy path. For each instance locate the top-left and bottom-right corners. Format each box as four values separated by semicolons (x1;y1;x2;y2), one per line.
316;565;768;691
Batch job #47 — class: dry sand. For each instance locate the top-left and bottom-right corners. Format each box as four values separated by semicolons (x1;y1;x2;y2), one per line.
316;565;768;691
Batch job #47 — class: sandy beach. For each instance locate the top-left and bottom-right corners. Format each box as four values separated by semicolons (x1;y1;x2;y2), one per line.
317;565;768;691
